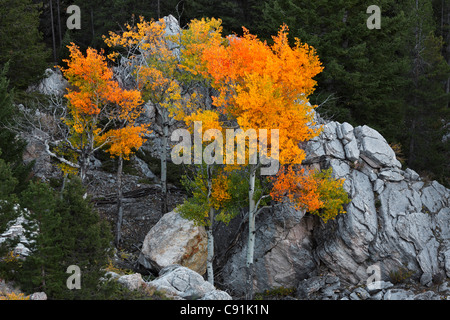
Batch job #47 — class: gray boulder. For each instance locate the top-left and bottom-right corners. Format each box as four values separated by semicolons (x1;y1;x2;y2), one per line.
0;215;31;257
117;273;145;291
344;138;360;162
366;280;394;294
379;168;404;182
384;289;415;300
316;172;449;285
413;291;441;300
336;122;355;143
146;265;232;300
200;290;234;300
139;210;207;275
29;292;47;300
337;122;360;161
421;181;448;213
28;68;68;96
322;122;346;160
354;125;401;169
311;118;450;286
162;15;181;58
350;287;370;300
132;155;156;180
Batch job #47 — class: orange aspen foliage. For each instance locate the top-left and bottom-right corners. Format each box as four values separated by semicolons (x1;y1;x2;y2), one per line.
104;16;224;120
201;25;349;223
59;43;149;175
270;166;350;222
177;17;224;79
270;166;322;212
210;173;232;210
202;25;323;166
97;125;149;161
104;16;224;216
184;109;223;135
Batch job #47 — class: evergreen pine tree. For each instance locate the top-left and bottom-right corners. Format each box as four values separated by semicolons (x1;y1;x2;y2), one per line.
0;153;19;258
0;0;50;89
54;177;112;299
0;64;33;194
183;0;263;35
19;181;63;295
404;0;450;184
18;178;112;299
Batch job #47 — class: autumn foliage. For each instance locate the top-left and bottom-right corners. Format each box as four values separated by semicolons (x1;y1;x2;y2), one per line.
202;25;323;166
271;167;349;222
198;24;351;222
59;43;149;177
173;23;349;224
104;17;184;117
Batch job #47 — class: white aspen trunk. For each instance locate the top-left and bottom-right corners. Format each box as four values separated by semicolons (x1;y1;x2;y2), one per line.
206;209;215;285
206;165;215;285
161;112;169;214
79;153;88;183
115;155;124;247
246;164;256;299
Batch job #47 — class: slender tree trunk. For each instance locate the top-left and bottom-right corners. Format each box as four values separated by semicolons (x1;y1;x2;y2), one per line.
157;0;161;19
204;164;215;285
79;154;88;183
160;113;169;214
446;3;450;106
41;265;46;292
56;0;62;48
246;164;256;299
90;8;95;41
115;155;124;247
49;0;57;63
408;0;422;168
60;173;68;199
408;118;416;167
206;207;215;285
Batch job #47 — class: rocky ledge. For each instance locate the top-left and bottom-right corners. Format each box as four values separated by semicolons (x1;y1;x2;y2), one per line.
296;274;450;300
216;116;449;298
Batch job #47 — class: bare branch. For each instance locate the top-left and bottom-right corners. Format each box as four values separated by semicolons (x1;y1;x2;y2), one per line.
43;139;79;169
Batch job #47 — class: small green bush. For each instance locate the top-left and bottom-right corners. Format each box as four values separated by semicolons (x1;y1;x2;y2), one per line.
389;267;414;284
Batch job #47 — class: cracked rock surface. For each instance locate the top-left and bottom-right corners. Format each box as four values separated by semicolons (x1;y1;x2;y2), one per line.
220;115;450;297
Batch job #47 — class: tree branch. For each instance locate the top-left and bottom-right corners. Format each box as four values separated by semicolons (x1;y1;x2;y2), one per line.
43;139;79;169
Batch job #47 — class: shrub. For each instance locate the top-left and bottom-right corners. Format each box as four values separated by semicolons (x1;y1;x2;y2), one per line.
389;267;414;284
